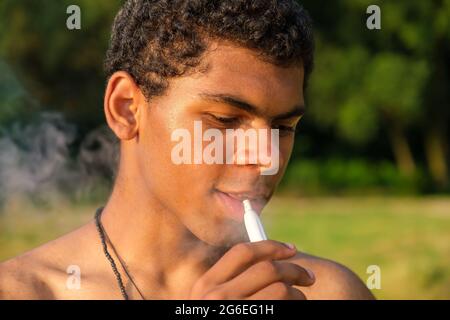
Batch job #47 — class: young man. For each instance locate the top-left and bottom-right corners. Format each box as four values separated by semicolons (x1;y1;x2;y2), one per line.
0;0;374;299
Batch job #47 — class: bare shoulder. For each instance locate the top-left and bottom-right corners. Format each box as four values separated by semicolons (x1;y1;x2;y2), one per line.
0;220;96;300
288;251;376;300
0;247;56;299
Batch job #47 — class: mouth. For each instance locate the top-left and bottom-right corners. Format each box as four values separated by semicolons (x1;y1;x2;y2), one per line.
213;189;269;222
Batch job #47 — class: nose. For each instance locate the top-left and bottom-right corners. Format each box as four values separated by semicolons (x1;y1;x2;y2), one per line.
225;125;282;176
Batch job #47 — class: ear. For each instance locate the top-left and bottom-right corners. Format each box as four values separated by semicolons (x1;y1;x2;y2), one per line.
104;71;145;140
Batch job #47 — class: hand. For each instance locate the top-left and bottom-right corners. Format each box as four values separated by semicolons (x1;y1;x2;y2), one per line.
190;240;315;300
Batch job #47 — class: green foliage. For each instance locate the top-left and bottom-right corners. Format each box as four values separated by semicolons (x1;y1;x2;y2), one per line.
0;0;122;128
280;159;427;195
338;95;378;145
364;53;429;124
301;0;450;189
0;60;32;126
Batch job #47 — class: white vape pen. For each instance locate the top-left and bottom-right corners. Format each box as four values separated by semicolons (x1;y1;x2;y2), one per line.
243;199;268;242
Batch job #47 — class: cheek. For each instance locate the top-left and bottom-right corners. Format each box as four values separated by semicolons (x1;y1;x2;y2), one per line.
137;110;218;210
136;110;181;202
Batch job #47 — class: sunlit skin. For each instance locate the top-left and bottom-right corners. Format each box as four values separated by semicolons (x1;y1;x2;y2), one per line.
0;41;374;300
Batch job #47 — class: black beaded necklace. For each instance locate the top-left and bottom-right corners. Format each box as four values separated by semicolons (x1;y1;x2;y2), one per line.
94;207;146;300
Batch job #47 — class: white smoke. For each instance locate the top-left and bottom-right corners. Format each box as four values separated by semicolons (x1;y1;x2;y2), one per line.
0;58;119;208
0;112;119;206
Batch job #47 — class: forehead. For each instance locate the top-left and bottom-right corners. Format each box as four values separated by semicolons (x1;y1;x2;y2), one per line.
164;41;305;115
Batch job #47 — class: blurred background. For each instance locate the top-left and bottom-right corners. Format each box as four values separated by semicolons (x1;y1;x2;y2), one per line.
0;0;449;299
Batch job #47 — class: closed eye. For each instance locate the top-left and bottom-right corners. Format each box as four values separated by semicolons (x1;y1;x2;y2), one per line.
212;115;239;124
205;113;240;127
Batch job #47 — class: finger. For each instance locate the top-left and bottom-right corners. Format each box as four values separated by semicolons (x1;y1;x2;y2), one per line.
220;261;315;298
200;240;297;286
246;281;307;300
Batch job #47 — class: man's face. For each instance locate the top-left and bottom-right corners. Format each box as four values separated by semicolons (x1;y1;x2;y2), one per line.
136;42;305;246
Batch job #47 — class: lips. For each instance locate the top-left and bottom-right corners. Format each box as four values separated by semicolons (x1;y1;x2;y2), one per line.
214;189;269;222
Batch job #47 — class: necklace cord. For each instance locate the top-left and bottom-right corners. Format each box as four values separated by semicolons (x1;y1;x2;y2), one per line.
94;207;129;300
101;222;147;300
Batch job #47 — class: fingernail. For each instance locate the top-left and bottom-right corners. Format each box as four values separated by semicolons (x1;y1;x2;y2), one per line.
306;268;315;281
283;242;296;250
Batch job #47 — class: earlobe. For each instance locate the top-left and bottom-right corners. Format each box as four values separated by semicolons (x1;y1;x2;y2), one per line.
104;71;142;140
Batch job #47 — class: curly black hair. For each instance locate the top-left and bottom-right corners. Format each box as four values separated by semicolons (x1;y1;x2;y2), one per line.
104;0;314;101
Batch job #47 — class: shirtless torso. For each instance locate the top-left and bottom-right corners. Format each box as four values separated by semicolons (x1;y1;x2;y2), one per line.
0;219;375;300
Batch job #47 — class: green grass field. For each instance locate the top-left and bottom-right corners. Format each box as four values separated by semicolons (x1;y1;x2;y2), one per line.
1;196;449;299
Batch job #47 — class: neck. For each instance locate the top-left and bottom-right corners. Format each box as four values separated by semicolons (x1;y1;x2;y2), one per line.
99;160;226;299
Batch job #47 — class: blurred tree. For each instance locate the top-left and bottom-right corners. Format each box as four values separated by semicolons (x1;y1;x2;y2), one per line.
0;0;122;134
303;0;449;186
0;59;38;127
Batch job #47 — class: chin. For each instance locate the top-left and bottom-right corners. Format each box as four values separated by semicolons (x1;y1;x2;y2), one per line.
178;197;249;247
201;221;248;248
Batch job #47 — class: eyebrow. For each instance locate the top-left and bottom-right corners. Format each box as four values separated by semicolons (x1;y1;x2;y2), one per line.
197;92;305;120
